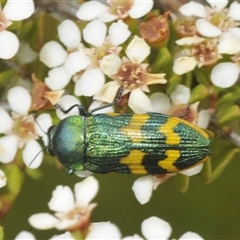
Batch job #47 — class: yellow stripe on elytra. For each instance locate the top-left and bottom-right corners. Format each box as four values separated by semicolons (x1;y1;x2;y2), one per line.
158;150;180;172
159;118;181;145
177;118;210;140
120;150;148;174
121;114;150;143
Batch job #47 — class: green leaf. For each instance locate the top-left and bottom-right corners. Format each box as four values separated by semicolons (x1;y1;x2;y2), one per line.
0;226;4;240
218;105;240;126
198;157;212;184
0;70;18;87
209;148;240;183
166;71;181;95
7;165;24;196
151;47;172;72
174;173;189;193
194;67;211;87
28;12;59;52
217;86;240;106
189;84;209;103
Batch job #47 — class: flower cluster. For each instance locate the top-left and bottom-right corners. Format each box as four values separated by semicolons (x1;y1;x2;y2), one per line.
15;176;203;240
173;0;240;88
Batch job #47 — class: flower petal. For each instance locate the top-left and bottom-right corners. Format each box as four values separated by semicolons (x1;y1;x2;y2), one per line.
76;1;108;21
210;62;240;88
129;89;153;113
126;36;150;64
141;216;172;239
108;20;131;46
0;169;7;188
179;2;207;18
150;92;171;114
14;231;36;240
39;41;68;68
218;33;240;54
170;84;190;104
54;218;79;231
7;86;31;115
132;175;154;205
0;135;18;164
0;31;19;59
48;185;75;212
100;54;121;75
45;67;71;91
49;232;74;240
122;234;144;240
0;107;13;133
86;222;122;239
206;0;228;12
128;0;154;19
175;36;205;46
28;213;58;230
74;170;93;178
196;19;221;37
173;57;198;75
93;81;120;103
64;51;91;76
83;20;107;47
58;19;81;49
180;164;203;176
179;231;203;240
74;68;105;97
23;139;43;169
35;113;52;137
88;101;114;114
35;113;52;146
228;1;240;20
197;110;210;129
74;176;99;206
56;95;81;119
3;0;34;21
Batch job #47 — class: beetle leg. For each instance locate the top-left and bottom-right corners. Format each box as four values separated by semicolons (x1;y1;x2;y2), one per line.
87;86;124;116
179;104;191;119
55;104;87;116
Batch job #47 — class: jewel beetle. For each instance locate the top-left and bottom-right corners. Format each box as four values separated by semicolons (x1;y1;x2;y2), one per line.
47;89;211;175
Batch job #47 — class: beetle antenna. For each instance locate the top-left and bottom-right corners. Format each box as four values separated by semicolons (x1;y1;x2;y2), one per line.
33;115;47;135
28;145;47;167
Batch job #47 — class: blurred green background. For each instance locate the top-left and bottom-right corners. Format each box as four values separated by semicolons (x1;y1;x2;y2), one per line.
2;152;240;239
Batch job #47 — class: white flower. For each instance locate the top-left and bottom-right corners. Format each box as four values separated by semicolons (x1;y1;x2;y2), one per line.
179;1;240;38
173;36;220;75
0;87;43;168
0;0;35;59
85;222;122;239
76;0;153;22
94;36;166;113
0;169;7;188
28;176;98;231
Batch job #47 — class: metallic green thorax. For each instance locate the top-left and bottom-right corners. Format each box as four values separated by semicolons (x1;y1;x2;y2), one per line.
47;113;210;174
